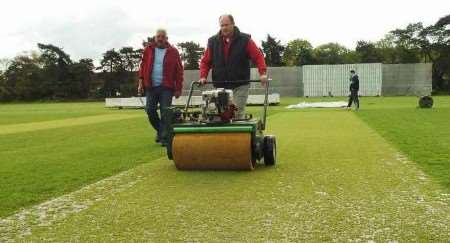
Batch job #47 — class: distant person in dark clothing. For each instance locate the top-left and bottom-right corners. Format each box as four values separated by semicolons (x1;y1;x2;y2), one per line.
347;70;360;110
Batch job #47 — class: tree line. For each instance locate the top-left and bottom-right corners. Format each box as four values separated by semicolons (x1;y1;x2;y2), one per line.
0;14;448;101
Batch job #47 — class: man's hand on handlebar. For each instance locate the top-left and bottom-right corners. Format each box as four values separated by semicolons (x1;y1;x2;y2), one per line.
198;77;207;85
260;74;268;87
137;78;144;96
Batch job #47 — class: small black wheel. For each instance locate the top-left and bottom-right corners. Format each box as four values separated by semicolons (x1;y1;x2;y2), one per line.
263;135;276;166
418;96;433;108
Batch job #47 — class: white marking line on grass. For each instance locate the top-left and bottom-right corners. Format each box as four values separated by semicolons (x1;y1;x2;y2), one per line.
0;160;160;242
394;152;450;201
298;115;450;241
0;114;142;135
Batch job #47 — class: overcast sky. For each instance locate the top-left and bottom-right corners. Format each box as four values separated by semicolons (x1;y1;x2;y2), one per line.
1;0;449;63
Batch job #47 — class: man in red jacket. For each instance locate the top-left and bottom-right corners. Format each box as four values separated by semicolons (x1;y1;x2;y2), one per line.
199;14;268;119
138;29;183;146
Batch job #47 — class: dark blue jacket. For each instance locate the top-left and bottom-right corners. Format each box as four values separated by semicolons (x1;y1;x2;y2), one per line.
350;75;359;91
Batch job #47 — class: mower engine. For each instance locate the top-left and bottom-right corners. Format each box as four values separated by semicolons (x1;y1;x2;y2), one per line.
201;88;237;122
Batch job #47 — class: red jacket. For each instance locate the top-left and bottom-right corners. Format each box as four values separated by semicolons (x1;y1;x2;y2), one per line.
200;36;267;79
139;42;183;96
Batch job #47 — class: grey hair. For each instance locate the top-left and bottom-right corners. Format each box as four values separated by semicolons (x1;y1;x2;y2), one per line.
219;14;235;24
155;28;167;36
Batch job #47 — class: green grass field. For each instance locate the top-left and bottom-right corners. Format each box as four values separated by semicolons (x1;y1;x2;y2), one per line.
0;97;449;241
0;104;161;218
356;96;450;189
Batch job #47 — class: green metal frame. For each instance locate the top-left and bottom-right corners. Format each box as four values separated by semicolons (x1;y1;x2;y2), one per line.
173;126;254;134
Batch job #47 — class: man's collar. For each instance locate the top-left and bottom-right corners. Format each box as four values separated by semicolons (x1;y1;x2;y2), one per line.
150;41;170;49
221;32;234;41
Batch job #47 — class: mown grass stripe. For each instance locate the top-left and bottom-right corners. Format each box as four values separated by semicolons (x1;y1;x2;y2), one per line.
0;114;142;135
0;116;164;218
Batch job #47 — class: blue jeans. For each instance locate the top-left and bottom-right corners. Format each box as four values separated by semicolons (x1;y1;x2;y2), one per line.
145;86;173;142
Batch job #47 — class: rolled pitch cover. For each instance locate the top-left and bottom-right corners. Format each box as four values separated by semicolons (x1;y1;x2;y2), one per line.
418;95;433;108
172;133;254;170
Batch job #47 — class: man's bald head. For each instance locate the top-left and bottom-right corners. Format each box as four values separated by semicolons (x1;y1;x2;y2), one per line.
219;14;235;37
219;14;235;24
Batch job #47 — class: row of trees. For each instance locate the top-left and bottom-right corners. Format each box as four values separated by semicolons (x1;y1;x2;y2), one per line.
0;44;95;101
0;37;206;100
0;14;448;101
0;44;145;100
260;15;449;90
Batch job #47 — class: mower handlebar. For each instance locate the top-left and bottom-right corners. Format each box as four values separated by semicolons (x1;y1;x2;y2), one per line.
185;79;270;130
193;79;271;86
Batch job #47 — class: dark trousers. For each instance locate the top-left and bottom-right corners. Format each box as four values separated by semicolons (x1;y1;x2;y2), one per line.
347;89;359;108
145;86;173;142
